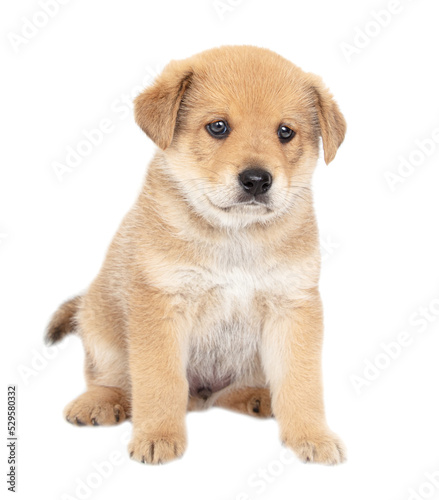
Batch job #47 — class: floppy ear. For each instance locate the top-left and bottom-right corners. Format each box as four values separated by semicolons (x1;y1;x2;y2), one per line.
308;75;346;164
134;60;192;150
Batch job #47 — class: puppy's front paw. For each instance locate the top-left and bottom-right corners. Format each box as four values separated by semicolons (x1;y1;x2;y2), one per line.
283;430;346;465
128;430;186;465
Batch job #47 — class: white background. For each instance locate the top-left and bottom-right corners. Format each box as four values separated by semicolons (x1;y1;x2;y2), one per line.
2;0;439;499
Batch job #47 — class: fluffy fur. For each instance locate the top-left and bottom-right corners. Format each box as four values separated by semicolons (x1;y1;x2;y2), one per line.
46;45;346;465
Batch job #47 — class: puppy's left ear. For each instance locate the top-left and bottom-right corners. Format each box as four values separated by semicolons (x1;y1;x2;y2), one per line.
308;75;346;165
134;60;192;150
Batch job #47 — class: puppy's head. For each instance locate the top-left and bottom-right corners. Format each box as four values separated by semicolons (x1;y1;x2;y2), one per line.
135;46;346;228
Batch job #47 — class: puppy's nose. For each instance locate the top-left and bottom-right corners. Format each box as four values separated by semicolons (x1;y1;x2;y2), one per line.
238;168;272;196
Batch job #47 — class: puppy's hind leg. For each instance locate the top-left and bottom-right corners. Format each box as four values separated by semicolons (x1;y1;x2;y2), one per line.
64;340;132;426
213;387;273;418
64;294;132;427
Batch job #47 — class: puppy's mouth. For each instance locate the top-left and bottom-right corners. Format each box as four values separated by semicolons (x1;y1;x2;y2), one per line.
206;196;272;213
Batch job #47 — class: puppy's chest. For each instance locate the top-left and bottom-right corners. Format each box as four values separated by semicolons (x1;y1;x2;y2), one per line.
154;245;303;391
185;264;271;392
197;265;272;312
174;259;294;312
168;252;299;341
156;240;305;313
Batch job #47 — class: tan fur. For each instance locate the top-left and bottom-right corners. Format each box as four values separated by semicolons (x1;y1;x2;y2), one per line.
46;46;346;465
45;295;81;344
212;387;273;418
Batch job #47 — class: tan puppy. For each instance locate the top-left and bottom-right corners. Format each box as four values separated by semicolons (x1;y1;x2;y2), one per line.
46;45;346;465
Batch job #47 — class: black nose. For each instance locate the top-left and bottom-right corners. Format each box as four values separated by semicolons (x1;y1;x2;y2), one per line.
238;168;272;196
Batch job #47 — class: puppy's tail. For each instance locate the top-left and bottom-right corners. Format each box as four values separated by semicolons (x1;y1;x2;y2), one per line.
45;295;82;345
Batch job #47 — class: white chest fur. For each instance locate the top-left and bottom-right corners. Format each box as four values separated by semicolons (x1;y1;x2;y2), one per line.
146;232;315;393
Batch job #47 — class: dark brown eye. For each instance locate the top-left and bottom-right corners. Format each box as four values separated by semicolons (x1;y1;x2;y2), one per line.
278;125;296;143
206;120;230;138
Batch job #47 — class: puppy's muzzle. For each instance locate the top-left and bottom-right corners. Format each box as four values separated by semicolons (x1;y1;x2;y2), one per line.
238;168;272;196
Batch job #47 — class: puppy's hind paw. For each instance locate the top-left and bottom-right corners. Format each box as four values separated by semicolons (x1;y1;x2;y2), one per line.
247;392;273;418
63;388;128;426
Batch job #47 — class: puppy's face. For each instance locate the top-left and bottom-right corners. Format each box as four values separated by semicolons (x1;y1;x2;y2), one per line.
135;46;346;228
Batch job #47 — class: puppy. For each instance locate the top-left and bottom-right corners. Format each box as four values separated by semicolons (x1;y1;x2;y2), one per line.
46;45;346;465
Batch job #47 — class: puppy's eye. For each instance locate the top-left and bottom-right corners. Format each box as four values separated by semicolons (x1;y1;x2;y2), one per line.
278;125;296;143
206;120;230;139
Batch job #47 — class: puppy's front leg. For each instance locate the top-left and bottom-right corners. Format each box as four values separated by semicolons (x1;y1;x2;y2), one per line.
262;290;346;465
128;288;189;465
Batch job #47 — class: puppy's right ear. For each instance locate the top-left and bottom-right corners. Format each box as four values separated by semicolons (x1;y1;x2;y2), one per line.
134;60;192;150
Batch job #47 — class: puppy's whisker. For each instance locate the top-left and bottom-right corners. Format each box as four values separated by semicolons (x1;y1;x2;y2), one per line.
191;187;236;207
183;187;214;196
179;177;214;183
190;190;220;204
285;184;312;190
177;179;214;190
